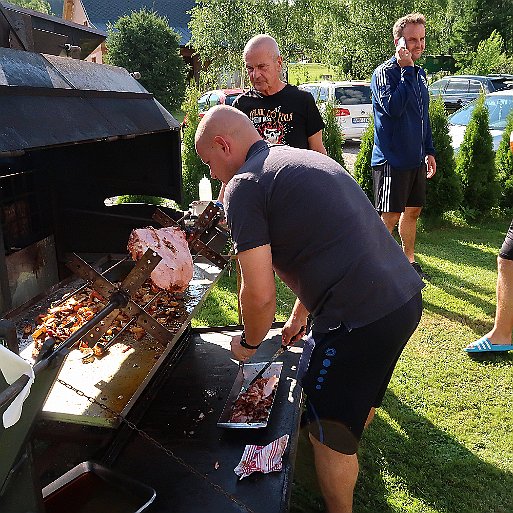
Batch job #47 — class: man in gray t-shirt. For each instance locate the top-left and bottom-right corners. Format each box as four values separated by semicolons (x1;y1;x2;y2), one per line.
195;105;423;513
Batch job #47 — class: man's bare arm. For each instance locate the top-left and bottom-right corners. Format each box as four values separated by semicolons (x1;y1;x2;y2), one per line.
231;244;276;360
308;130;327;155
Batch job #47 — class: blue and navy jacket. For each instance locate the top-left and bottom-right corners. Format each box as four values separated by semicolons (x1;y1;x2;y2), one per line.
371;57;435;170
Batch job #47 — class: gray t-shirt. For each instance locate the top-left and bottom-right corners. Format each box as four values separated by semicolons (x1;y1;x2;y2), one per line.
225;140;424;332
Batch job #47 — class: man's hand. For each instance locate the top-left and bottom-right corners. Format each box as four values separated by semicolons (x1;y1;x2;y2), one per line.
426;154;436;179
396;46;414;68
231;333;258;362
282;322;307;347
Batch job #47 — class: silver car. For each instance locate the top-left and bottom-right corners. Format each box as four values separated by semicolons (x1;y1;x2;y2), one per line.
298;81;372;139
448;89;513;152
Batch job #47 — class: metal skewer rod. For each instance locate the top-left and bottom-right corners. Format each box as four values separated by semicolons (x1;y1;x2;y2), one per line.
51;256;130;307
99;291;164;351
33;295;126;375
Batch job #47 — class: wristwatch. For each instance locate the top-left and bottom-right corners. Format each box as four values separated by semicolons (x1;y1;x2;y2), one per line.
239;331;261;350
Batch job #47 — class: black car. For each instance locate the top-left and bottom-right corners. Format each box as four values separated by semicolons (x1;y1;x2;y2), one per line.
429;75;513;113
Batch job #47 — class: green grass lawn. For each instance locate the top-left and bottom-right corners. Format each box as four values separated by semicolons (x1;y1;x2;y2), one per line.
287;63;344;86
193;216;513;513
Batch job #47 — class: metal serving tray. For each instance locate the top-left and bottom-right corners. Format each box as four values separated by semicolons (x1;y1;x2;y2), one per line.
42;461;156;513
217;361;283;429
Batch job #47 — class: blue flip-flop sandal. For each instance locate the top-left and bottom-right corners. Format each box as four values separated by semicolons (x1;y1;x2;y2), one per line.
464;336;513;353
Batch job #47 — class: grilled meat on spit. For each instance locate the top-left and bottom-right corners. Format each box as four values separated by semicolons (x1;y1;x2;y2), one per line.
127;226;193;293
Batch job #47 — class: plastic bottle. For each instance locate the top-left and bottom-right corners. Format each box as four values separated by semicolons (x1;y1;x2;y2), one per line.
199;176;212;201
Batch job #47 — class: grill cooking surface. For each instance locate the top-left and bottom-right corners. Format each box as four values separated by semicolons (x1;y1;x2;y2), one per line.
8;257;224;427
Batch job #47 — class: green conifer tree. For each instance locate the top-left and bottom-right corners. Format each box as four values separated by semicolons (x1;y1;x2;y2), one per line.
495;110;513;208
321;100;345;167
455;93;498;213
181;84;213;210
424;96;463;217
353;115;374;202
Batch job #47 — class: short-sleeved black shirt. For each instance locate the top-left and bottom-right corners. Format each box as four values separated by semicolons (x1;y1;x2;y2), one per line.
225;140;424;332
232;84;325;149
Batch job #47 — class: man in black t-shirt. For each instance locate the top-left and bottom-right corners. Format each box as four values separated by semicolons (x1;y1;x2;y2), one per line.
233;34;326;152
217;35;325;204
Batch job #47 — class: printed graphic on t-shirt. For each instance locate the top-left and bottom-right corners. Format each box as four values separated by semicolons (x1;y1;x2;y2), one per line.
248;106;293;145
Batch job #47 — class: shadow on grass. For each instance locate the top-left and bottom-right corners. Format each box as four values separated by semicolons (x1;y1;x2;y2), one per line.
422;298;493;335
291;389;513;513
358;390;513;513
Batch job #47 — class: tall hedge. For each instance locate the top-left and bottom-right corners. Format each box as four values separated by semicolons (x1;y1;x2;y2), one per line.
424;96;462;217
455;93;498;213
353;115;374;202
321;100;345;167
495;110;513;208
181;84;212;210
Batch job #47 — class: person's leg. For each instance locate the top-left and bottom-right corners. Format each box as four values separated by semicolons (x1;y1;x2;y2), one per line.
381;212;401;234
310;434;358;513
398;206;422;262
485;256;513;345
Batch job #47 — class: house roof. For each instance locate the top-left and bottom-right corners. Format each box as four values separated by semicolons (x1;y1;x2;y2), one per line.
47;0;195;46
85;0;195;45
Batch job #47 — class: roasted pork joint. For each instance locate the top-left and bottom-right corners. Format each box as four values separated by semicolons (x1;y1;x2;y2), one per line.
127;226;193;292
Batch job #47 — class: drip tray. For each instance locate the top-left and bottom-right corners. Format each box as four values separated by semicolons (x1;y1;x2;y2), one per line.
42;461;156;513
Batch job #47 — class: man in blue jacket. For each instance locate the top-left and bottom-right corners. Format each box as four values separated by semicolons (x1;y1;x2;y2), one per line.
371;12;436;280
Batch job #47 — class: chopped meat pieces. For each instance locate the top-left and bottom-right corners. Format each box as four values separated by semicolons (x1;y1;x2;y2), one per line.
127;226;193;292
229;376;279;423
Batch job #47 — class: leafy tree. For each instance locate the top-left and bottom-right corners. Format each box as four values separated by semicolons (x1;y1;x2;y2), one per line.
424;96;462;217
448;0;513;56
353;115;374;201
106;9;187;111
181;83;215;210
7;0;52;14
321;101;345;167
495;110;513;208
189;0;319;89
459;30;513;75
455;93;498;213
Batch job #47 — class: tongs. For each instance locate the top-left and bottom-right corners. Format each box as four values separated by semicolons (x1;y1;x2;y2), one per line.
240;326;305;394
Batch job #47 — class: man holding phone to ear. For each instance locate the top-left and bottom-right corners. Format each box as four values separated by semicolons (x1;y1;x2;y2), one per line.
371;13;436;281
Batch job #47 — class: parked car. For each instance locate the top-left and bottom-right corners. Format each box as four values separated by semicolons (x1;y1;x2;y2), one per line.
298;81;372;139
448;89;513;152
182;88;244;129
429;75;513;113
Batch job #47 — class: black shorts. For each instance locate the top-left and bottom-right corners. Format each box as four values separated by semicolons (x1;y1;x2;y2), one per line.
499;219;513;260
299;292;422;455
373;162;427;213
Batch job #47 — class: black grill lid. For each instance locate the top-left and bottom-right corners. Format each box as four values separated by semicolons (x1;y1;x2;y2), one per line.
0;47;180;155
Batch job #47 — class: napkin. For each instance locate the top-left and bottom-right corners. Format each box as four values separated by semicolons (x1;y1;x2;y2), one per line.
0;344;35;428
234;434;289;480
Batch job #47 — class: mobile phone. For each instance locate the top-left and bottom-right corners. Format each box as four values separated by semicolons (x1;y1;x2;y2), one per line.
396;36;406;49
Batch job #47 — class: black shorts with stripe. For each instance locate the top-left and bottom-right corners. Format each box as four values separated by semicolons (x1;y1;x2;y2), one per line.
299;292;423;455
499;219;513;260
372;162;427;213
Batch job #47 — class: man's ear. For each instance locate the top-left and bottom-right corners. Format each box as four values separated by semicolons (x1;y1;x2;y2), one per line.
213;135;230;155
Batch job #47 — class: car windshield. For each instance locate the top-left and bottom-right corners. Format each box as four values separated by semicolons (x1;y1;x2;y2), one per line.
334;85;371;104
300;85;329;102
225;94;241;106
449;95;513;129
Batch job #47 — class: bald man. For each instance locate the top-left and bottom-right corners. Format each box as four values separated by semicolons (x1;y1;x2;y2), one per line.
196;105;423;513
233;34;326;153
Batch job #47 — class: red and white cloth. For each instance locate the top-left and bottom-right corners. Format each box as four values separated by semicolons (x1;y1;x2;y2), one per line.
234;434;289;480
